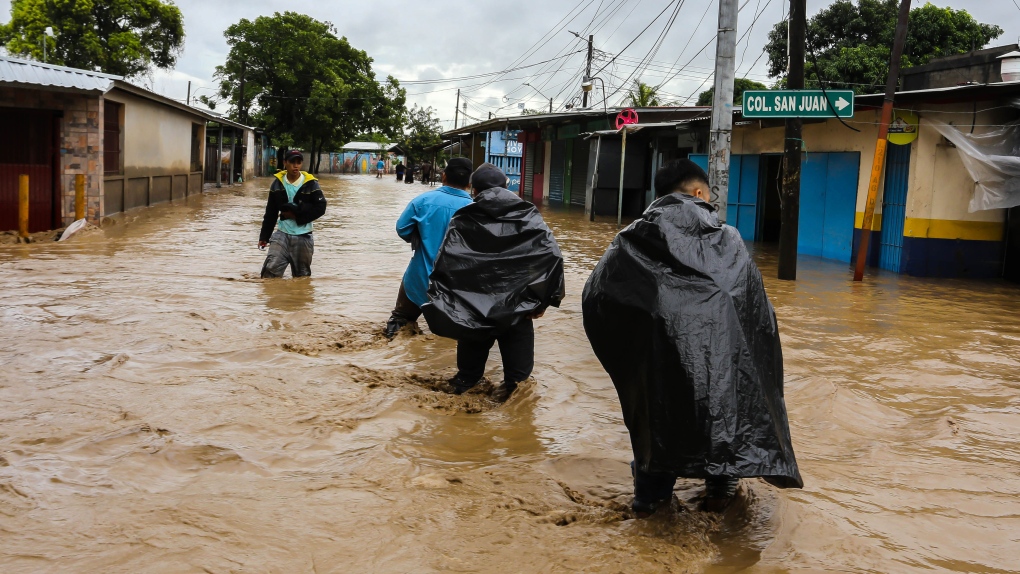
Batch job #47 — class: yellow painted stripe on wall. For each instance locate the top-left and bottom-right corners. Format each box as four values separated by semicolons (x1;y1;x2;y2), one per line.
904;218;1004;241
854;212;883;230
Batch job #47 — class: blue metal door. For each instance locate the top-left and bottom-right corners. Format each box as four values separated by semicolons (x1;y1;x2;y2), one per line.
687;154;758;240
822;153;860;262
879;144;910;272
799;152;860;262
732;155;760;240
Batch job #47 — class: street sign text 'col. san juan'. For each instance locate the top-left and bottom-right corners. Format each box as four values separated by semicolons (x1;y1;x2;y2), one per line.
741;90;854;119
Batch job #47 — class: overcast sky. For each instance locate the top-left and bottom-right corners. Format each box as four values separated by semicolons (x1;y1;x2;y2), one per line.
2;0;1017;130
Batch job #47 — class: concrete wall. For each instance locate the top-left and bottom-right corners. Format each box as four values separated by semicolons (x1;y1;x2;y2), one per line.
102;88;206;215
104;88;203;178
244;129;256;180
0;87;103;225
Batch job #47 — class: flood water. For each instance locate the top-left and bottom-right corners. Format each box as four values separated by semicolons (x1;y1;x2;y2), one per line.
1;175;1018;573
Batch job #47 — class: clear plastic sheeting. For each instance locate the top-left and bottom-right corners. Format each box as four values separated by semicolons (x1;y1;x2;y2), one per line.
928;106;1020;212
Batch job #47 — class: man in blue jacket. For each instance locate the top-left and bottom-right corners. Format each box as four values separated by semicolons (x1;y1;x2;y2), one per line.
383;157;473;338
258;150;327;278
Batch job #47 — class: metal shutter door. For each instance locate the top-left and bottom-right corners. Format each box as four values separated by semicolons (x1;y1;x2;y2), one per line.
549;140;566;203
570;139;589;206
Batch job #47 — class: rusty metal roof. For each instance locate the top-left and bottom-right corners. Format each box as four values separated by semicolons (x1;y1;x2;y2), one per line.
0;55;120;92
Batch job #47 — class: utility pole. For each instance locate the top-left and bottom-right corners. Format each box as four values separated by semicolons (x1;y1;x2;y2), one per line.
853;0;912;281
186;81;191;106
708;0;738;226
549;98;553;113
778;0;806;281
583;34;594;107
238;62;247;124
454;89;460;129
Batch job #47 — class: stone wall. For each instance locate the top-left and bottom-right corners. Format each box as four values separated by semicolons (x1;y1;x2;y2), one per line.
0;87;103;225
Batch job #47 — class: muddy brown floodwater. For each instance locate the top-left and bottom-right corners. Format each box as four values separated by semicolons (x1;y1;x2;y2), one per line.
1;175;1018;573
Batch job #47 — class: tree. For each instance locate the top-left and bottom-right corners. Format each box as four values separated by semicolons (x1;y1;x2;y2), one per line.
697;78;769;106
0;0;184;77
401;105;443;166
765;0;1003;93
625;81;662;107
213;12;407;173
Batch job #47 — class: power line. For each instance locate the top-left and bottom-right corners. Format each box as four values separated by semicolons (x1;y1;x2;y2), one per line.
395;50;585;85
590;0;683;79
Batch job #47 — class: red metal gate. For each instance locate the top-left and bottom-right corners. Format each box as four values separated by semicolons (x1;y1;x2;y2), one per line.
0;109;58;233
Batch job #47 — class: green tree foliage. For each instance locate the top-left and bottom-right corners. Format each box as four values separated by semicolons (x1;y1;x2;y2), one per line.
625;81;662;107
0;0;185;77
696;78;769;106
765;0;1003;93
401;105;443;164
214;12;407;172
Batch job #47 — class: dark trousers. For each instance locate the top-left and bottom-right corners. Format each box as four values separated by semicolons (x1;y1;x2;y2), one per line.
633;463;739;503
455;319;534;384
388;282;422;324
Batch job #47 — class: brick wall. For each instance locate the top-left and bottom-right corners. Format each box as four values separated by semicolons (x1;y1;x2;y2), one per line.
0;87;103;225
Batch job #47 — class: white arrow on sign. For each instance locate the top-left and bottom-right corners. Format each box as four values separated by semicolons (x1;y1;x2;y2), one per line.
835;97;850;111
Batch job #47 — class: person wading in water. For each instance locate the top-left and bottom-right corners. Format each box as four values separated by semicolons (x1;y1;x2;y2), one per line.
383;157;474;338
258;150;327;278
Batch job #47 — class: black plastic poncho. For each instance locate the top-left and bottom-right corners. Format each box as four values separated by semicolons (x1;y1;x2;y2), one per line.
581;194;802;488
422;187;565;342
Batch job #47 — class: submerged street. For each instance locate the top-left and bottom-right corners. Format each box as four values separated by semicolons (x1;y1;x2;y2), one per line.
1;175;1018;573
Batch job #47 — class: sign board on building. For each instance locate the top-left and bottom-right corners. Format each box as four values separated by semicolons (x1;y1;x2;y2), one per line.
887;110;919;145
741;90;854;118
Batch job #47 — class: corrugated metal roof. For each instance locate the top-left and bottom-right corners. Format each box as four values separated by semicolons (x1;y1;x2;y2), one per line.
341;141;400;152
0;56;120;92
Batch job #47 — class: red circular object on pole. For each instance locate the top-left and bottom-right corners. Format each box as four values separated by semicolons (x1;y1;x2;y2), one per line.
615;108;639;130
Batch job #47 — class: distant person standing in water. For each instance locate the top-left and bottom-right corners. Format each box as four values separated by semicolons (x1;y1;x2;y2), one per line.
376;157;385;178
396;161;406;181
258;150;327;278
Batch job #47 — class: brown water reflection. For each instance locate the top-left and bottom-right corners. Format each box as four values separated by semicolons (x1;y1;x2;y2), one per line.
0;175;1017;573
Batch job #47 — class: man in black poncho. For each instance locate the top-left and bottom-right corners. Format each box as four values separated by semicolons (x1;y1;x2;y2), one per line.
422;163;565;402
582;159;802;517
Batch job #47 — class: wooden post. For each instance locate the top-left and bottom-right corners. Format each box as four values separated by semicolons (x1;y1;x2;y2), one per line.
18;174;29;237
75;174;86;220
853;0;912;281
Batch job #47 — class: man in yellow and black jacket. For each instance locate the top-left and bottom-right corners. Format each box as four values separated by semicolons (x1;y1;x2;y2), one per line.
258;150;327;278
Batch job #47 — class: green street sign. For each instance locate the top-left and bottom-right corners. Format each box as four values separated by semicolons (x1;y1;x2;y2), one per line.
741;90;854;118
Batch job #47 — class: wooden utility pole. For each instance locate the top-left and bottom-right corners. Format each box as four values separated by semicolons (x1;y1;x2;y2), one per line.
454;89;460;129
186;81;191;106
549;97;553;113
708;0;738;225
583;35;594;108
853;0;912;281
778;0;806;281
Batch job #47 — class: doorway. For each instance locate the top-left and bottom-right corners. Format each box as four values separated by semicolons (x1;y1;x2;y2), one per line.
757;154;783;242
0;109;58;232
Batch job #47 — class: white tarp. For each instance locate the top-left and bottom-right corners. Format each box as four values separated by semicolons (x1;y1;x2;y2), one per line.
928;107;1020;212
